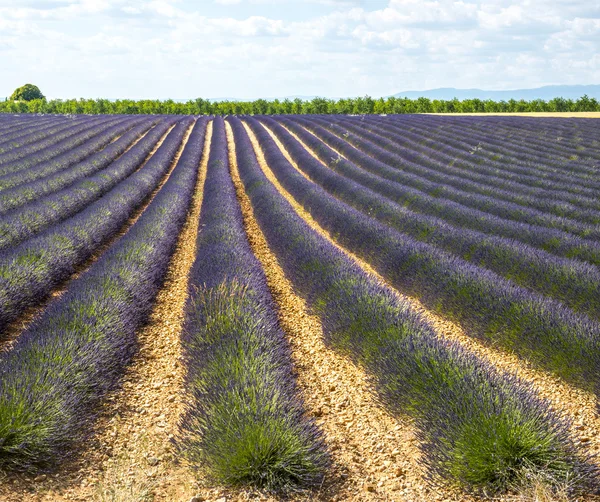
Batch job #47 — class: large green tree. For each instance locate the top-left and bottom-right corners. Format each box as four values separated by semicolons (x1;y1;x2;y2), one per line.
10;84;45;101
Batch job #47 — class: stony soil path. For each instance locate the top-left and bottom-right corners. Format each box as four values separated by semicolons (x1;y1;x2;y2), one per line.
1;117;598;502
234;121;476;502
268;118;600;467
0;121;204;502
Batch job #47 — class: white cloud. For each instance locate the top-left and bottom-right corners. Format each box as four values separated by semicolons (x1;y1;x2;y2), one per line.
0;0;598;99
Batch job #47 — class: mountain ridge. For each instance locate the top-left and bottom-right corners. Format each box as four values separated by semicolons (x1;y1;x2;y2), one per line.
392;85;600;101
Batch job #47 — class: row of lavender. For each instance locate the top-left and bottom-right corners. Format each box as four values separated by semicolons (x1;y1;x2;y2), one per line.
178;118;327;491
284;118;600;267
227;116;594;494
297;116;600;237
0;117;206;470
0;117;187;332
0;114;330;493
251;117;600;391
330;115;600;222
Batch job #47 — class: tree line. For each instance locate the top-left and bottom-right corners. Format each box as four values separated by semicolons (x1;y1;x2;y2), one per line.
1;94;599;115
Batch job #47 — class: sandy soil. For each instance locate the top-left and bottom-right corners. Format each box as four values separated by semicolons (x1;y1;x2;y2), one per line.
250;119;600;501
1;116;598;502
0;121;201;502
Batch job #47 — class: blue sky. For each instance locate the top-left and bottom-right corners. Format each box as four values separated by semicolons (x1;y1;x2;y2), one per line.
0;0;598;100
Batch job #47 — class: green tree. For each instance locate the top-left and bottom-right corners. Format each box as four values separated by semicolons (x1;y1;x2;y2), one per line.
575;94;598;112
10;84;45;101
415;97;433;113
310;97;331;114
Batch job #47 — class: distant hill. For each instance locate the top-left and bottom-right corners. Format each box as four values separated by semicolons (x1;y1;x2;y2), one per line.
392;85;600;101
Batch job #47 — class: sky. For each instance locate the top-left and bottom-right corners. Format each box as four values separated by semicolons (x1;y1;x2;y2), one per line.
0;0;598;100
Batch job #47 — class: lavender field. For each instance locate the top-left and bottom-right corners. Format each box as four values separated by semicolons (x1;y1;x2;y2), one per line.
0;113;599;501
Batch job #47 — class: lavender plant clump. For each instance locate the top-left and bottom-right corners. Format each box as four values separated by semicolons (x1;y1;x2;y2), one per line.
0;117;207;471
0;117;190;335
178;117;328;492
228;116;595;494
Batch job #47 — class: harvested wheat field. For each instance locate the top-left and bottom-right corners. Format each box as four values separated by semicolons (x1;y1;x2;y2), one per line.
0;113;599;502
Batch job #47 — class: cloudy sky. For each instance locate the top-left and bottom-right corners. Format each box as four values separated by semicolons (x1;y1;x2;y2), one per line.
0;0;598;99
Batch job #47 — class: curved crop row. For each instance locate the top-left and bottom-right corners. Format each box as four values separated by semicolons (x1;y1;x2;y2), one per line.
389;115;600;174
179;118;327;492
279;118;600;266
0;115;120;169
344;115;600;220
245;117;600;392
0;116;44;134
0;119;175;250
0;116;75;148
0;119;158;214
228;116;592;494
299;116;600;237
375;115;600;181
0;116;150;192
0;118;193;335
0;116;91;154
262;117;600;320
0;118;206;472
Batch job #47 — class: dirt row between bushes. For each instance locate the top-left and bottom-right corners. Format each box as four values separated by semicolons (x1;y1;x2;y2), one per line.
235;120;478;502
0;121;202;502
0;122;177;357
252;119;600;501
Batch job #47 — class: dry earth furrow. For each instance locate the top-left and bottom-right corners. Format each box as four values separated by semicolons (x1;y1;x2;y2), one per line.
260;120;600;469
237;121;475;502
0;121;198;502
246;120;600;501
83;120;213;502
0;120;159;212
0;122;181;357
